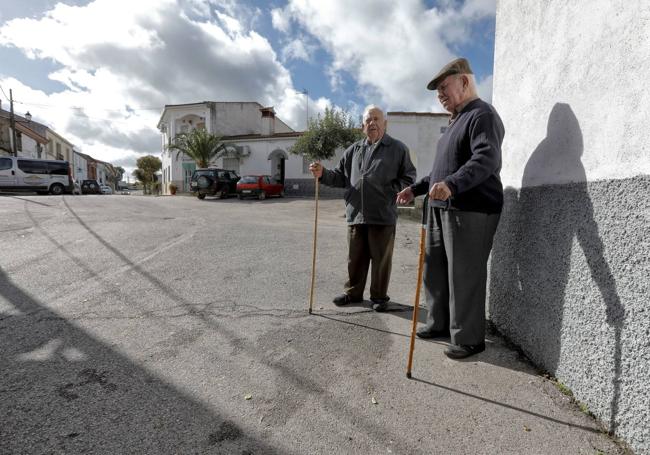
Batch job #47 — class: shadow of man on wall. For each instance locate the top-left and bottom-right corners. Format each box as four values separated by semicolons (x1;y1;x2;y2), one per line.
489;103;625;433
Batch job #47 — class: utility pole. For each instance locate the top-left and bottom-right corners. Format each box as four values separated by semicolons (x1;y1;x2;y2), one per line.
9;89;17;157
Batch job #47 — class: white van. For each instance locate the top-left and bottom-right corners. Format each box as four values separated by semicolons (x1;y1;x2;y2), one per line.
0;156;73;195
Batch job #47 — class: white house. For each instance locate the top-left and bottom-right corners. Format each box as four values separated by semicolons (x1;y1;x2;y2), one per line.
158;101;340;196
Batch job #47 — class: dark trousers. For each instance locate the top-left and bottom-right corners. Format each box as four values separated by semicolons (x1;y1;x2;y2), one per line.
422;208;500;345
345;224;396;301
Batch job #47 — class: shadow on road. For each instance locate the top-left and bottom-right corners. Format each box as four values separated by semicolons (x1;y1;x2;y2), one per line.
410;377;603;434
0;267;278;454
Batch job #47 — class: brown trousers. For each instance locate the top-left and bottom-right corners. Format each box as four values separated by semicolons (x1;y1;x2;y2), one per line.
344;224;396;301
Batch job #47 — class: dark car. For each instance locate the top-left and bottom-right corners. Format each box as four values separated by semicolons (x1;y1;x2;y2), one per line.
190;168;240;200
81;179;101;194
236;175;285;200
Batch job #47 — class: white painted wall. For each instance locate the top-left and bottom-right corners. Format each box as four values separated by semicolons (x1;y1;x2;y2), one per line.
96;163;108;185
493;0;650;188
387;113;449;180
17;134;39;158
45;130;74;162
161;148;192;193
73;152;88;181
222;138;296;177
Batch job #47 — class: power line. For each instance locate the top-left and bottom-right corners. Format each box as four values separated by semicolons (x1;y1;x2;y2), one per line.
0;85;10;102
12;98;163;112
9;98;162;126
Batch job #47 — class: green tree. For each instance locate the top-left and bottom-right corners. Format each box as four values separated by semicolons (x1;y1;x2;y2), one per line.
290;107;363;161
166;128;232;168
133;155;161;194
113;166;125;187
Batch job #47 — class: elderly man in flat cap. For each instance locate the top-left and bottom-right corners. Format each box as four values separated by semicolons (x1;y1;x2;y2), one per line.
397;57;505;359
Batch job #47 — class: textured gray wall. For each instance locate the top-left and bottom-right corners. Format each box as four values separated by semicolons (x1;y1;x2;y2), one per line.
488;174;650;452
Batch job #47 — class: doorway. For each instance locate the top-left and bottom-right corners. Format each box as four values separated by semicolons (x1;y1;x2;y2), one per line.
268;149;288;184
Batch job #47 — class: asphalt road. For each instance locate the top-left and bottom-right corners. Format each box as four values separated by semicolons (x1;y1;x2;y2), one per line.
0;194;628;454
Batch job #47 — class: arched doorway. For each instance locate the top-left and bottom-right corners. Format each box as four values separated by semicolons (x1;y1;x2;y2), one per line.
267;149;288;184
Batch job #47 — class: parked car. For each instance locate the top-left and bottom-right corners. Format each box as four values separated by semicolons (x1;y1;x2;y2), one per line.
236;175;285;200
0;156;73;195
100;184;113;195
189;168;240;200
81;179;101;194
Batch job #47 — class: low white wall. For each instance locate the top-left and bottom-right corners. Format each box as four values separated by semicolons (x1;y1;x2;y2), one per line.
387;113;449;180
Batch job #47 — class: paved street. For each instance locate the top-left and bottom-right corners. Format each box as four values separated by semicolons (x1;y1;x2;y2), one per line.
0;194;627;454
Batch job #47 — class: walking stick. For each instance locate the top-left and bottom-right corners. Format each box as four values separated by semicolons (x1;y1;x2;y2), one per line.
406;201;428;378
308;171;320;314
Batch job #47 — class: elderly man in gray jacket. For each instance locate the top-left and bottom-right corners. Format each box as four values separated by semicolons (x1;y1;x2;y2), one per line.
310;105;416;311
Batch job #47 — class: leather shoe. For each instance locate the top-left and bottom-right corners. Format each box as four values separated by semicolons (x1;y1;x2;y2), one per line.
332;294;363;306
416;328;450;339
444;342;486;359
370;297;389;312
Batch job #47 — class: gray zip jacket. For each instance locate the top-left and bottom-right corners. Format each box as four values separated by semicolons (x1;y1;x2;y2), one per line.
320;133;416;225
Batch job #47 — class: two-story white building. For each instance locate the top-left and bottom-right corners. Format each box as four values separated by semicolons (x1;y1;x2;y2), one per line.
157;101;344;196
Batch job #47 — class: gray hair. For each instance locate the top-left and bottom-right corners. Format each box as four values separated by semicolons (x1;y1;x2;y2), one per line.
461;73;478;97
362;104;385;122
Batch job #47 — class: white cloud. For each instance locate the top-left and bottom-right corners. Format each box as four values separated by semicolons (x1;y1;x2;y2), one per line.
461;0;497;18
273;88;332;132
215;10;243;35
0;0;322;173
271;7;290;33
281;37;316;62
284;0;495;111
476;74;493;103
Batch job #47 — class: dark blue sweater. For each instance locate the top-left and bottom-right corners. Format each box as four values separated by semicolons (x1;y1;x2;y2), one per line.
411;98;505;213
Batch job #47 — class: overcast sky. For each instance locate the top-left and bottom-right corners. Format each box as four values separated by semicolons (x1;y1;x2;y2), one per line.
0;0;496;173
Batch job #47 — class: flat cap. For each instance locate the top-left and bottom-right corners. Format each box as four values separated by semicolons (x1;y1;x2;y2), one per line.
426;57;473;90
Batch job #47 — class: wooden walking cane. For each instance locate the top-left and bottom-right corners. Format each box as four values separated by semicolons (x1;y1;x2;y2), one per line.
308;168;320;314
406;201;428;378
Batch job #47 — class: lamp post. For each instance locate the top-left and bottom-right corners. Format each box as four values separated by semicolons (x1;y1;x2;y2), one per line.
301;88;309;130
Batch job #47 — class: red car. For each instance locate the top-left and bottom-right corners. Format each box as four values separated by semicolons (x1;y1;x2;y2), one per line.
237;175;285;200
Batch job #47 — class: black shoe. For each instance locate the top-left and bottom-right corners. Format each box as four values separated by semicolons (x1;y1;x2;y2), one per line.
332;294;363;306
370;297;389;312
416;328;450;339
444;342;486;359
